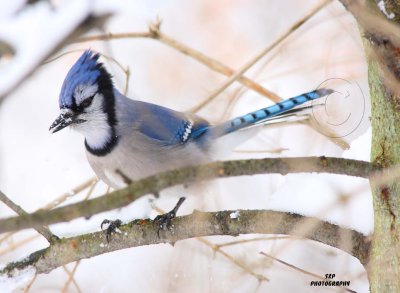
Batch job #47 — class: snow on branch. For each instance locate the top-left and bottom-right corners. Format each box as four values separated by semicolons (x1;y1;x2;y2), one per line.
1;209;371;276
0;0;115;101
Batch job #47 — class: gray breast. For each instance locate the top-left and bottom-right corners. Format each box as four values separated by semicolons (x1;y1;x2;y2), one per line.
86;130;212;188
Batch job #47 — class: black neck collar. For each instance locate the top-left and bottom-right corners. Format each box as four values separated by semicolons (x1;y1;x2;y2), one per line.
85;69;119;157
85;127;119;156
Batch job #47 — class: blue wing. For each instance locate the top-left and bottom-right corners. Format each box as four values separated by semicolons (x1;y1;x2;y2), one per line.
134;101;210;146
133;88;332;146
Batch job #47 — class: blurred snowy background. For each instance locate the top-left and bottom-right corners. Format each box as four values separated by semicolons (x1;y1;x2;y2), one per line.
0;0;371;292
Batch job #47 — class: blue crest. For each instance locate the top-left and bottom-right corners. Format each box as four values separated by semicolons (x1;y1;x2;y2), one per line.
59;50;103;109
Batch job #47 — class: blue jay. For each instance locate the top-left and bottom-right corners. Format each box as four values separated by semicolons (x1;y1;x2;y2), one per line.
50;50;332;189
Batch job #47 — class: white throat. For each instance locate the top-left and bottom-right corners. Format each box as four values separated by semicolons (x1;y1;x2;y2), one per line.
72;112;113;150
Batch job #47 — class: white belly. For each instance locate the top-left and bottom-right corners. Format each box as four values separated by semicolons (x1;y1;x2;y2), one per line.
85;136;212;188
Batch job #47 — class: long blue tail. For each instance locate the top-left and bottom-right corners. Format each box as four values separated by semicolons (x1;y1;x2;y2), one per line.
211;88;333;137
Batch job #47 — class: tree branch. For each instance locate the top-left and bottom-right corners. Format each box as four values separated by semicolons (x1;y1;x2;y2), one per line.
338;0;400;291
75;25;281;103
186;0;331;112
0;209;371;276
0;190;55;242
0;5;112;102
0;157;376;234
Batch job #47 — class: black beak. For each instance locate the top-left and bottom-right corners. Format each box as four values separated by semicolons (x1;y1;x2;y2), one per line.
49;111;85;133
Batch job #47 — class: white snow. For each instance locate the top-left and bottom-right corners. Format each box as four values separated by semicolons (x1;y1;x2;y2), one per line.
0;266;36;293
378;0;395;19
0;0;118;99
229;211;240;219
0;1;371;292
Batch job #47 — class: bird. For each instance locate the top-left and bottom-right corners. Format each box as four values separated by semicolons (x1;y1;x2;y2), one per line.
50;50;333;189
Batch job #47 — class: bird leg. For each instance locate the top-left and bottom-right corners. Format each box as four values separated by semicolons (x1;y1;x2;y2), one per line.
154;197;186;238
100;197;186;242
101;219;122;243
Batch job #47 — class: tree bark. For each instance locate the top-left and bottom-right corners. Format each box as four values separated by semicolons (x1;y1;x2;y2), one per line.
337;0;400;290
1;210;370;276
367;38;400;293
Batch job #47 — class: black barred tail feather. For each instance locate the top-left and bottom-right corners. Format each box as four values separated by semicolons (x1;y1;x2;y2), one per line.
212;88;333;137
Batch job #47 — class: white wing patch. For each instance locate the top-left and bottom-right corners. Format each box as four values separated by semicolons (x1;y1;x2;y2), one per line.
182;119;194;143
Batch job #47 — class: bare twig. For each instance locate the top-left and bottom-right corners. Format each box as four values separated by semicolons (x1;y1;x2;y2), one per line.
152;202;268;282
0;190;54;242
0;178;98;261
189;0;332;112
0;157;376;234
22;273;37;293
59;180;98;292
75;28;280;102
152;26;281;104
260;251;357;293
0;177;98;292
62;261;82;293
338;0;400;97
233;148;289;154
271;188;367;258
0;232;14;244
0;8;112;102
216;236;294;248
197;237;269;282
0;234;40;257
42;177;97;210
76;32;152;42
82;179;99;201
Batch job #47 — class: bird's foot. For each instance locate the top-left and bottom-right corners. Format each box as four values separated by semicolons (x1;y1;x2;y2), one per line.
154;197;186;237
101;219;122;243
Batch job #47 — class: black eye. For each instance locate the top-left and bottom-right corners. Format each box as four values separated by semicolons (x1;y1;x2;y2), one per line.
80;95;95;108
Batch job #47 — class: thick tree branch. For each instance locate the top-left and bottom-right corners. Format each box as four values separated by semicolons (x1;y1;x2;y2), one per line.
1;209;371;276
0;157;376;234
338;0;400;291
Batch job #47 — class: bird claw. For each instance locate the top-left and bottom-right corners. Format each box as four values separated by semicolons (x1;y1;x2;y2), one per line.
101;219;122;243
154;197;185;238
154;211;175;237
